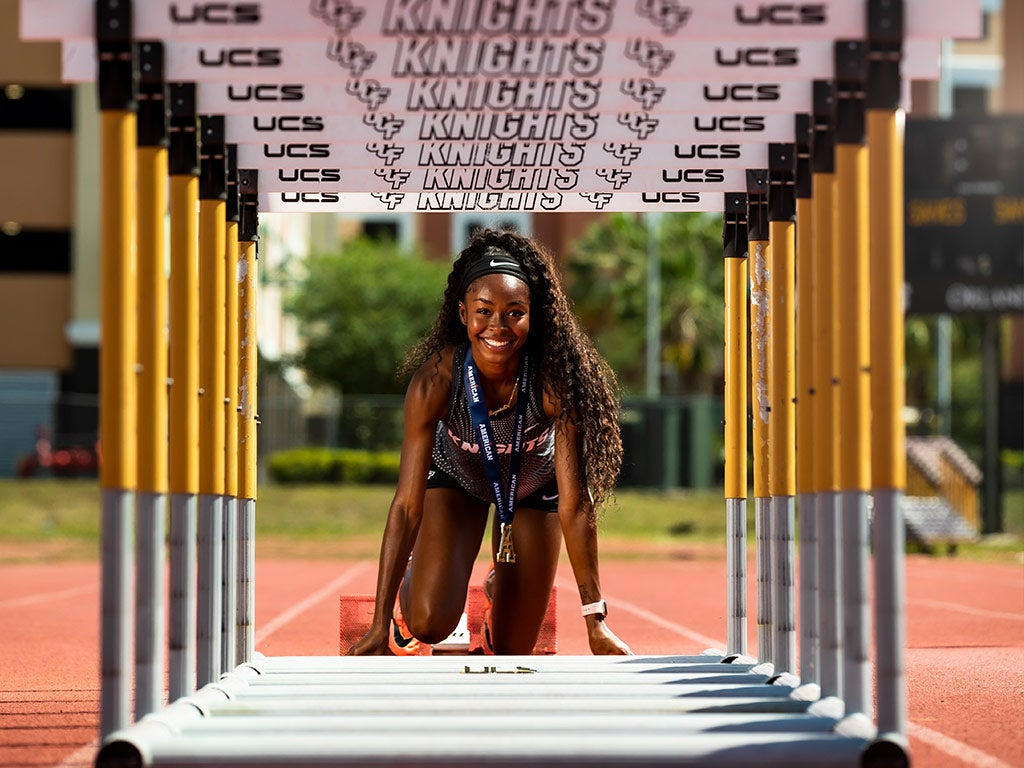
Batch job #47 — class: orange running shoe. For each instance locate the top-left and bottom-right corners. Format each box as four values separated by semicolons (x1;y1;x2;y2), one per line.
480;567;496;655
388;599;432;656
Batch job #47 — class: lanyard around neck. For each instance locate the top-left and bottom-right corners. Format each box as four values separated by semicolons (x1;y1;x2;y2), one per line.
463;348;530;531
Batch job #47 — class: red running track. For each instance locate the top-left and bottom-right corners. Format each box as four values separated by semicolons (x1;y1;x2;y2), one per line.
1;550;1021;768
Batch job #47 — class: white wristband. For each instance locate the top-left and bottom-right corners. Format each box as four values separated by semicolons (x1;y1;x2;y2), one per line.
581;600;608;618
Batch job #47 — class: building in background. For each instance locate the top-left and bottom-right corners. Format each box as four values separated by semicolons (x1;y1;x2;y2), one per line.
0;0;1018;478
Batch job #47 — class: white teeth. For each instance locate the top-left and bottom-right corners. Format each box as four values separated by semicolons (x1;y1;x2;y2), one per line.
482;338;512;349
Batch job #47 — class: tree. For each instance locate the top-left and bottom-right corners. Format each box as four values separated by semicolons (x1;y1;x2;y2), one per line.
286;237;450;395
567;212;725;395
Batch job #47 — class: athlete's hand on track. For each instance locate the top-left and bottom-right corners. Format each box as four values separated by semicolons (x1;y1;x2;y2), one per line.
587;620;633;655
346;627;392;656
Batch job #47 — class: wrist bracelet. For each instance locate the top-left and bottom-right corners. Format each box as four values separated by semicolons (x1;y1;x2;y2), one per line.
581;599;608;618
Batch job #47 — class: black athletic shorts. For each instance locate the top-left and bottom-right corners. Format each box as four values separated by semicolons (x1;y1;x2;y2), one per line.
426;462;560;513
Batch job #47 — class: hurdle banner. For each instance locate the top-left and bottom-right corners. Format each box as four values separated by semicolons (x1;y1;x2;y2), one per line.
59;36;948;84
22;0;977;41
48;3;970;216
34;0;982;763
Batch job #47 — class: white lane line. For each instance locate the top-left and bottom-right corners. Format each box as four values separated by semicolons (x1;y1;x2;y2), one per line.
912;598;1023;622
255;561;369;644
568;582;1017;768
555;577;724;651
55;742;97;768
0;584;96;610
908;722;1017;768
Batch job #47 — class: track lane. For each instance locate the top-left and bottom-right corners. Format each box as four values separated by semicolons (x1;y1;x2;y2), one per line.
1;551;1020;767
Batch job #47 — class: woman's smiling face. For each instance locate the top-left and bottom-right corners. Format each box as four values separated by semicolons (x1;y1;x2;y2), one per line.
458;273;531;368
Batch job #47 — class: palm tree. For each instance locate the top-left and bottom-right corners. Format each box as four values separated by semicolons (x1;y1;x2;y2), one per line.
567;212;725;396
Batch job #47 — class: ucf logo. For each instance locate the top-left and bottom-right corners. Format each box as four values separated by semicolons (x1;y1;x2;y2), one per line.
621;78;665;110
374;168;411;190
346;79;389;110
618;113;660;140
636;0;692;34
310;0;365;34
363;113;404;139
365;143;404;166
596;169;632;190
372;192;405;210
580;192;614;210
603;143;643;166
624;39;675;77
327;38;376;76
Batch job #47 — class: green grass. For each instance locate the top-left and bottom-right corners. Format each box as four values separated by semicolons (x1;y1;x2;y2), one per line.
255;485;731;542
0;478;1020;563
0;479;728;561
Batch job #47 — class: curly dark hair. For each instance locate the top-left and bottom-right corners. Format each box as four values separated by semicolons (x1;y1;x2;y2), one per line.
401;228;622;508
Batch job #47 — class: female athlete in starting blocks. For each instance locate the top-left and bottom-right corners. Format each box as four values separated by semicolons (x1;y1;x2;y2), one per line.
347;227;631;656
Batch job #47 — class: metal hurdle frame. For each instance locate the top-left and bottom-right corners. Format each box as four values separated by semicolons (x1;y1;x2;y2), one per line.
87;0;914;763
96;1;261;735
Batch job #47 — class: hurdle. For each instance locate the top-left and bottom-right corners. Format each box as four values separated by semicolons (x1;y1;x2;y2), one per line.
95;0;137;736
793;113;819;688
133;39;168;720
166;77;200;705
721;193;747;659
811;78;845;702
15;0;985;764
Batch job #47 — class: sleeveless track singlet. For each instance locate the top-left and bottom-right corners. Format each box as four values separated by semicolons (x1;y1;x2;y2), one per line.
430;344;555;503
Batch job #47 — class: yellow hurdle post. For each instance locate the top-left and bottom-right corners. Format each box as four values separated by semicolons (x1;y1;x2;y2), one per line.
834;40;873;718
746;170;773;665
768;143;797;676
133;39;168;720
811;79;843;701
722;193;749;658
222;145;240;674
867;0;908;740
236;170;260;665
96;0;137;737
794;114;819;686
167;82;200;702
197;115;228;687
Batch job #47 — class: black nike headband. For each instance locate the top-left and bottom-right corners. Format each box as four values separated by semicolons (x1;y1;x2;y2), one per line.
459;246;531;297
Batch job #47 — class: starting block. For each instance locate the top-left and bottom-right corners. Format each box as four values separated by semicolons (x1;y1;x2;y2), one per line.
339;586;557;655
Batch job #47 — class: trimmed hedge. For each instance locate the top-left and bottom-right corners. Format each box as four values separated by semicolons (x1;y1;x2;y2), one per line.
267;447;401;485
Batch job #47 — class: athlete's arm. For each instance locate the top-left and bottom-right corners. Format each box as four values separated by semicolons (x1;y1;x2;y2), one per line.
547;391;632;656
346;350;452;656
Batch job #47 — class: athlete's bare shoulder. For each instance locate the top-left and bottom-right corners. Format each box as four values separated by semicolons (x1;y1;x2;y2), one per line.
410;345;456;386
406;345;457;420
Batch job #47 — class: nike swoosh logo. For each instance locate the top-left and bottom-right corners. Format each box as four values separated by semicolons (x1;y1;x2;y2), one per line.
541;494;559;501
490;259;519;268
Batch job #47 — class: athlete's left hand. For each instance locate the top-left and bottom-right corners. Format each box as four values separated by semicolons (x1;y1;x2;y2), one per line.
587;619;633;655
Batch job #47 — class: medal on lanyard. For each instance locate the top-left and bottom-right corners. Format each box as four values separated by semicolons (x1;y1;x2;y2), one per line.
464;350;530;564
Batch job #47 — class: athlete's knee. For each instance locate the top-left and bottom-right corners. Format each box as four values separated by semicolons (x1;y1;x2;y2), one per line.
405;604;460;645
487;631;537;656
